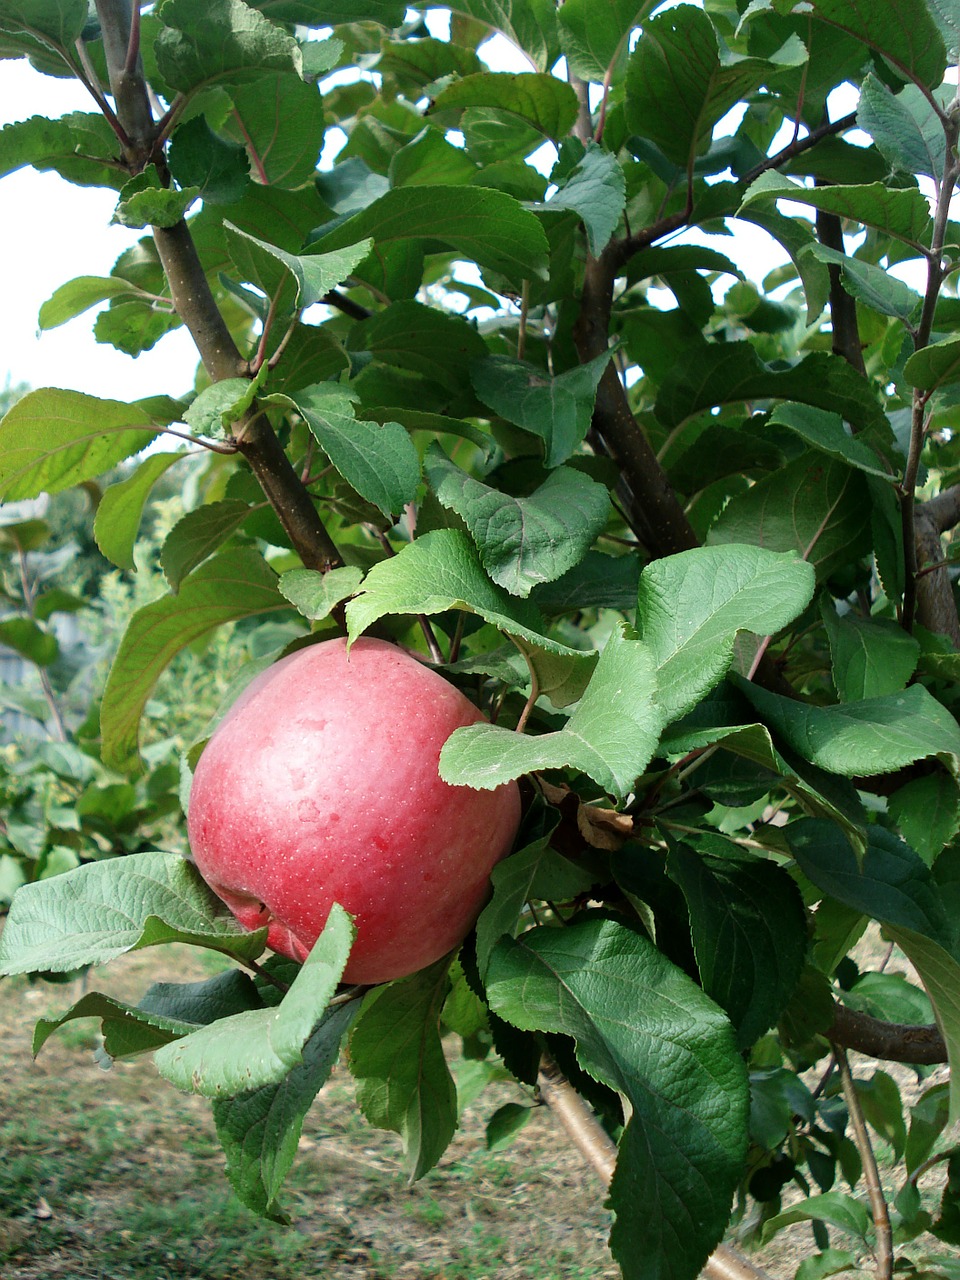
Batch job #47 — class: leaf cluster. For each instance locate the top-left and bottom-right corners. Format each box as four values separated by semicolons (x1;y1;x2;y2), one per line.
2;2;960;1279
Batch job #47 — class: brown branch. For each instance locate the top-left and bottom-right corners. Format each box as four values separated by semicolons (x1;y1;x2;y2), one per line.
93;1;345;584
741;111;857;186
573;246;699;556
832;1045;893;1280
816;203;866;375
94;0;155;161
323;289;373;321
828;1002;947;1065
537;1053;776;1280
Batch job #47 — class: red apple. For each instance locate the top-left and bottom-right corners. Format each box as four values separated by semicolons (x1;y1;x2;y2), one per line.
187;636;521;984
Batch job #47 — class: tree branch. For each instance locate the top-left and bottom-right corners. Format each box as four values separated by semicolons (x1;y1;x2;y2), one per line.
93;0;345;584
828;1002;947;1065
573;247;699;556
833;1045;893;1280
815;204;866;375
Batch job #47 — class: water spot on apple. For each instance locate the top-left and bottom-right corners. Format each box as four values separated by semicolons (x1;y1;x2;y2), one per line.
297;798;322;822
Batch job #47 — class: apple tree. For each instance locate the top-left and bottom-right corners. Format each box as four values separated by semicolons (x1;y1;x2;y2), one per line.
1;1;960;1278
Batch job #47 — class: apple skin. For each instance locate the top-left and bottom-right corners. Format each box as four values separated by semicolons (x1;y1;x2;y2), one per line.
187;636;521;984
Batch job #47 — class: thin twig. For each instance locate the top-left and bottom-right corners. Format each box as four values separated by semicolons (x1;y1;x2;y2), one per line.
832;1045;893;1280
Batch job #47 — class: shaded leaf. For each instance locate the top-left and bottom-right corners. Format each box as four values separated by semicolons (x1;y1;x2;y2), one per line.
708;455;872;582
471;349;612;467
666;841;807;1050
161;500;253;591
350;960;458;1181
311;184;550;285
487;917;748;1280
431;72;578;141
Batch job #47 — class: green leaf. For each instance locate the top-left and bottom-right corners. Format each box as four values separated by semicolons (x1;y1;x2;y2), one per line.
346;527;582;656
739;174;932;249
93;452;184;572
475;823;594;976
154;904;355;1098
350;959;458;1181
155;0;302;95
431;72;578;141
160;500;253;591
734;679;960;780
183;372;267;435
287;387;420;517
349;299;488;394
38;276;143;330
656;344;888;435
762;1190;872;1246
538;142;626;257
225;223;373;310
33;991;194;1059
93;300;182;356
227;72;325;189
213;1002;358;1222
487;917;748;1280
0;112;124;189
0;389;157;501
471;349;612;467
101;548;285;772
637;545;815;723
821;602;920;702
311;184;550;285
558;0;655;81
439;626;663;801
666;841;807;1050
112;166;200;229
904;336;960;393
625;5;799;168
858;76;950;179
278;566;363;620
801;243;921;322
708;455;872;582
766;402;898;479
425;445;610;599
0;851;267;976
0;0;87;45
0;618;57;667
808;0;946;87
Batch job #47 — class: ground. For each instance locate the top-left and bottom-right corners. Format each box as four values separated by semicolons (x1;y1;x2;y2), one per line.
0;942;619;1280
0;933;951;1280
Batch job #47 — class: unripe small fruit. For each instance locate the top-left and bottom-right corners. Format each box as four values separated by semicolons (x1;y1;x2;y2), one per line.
187;636;521;984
